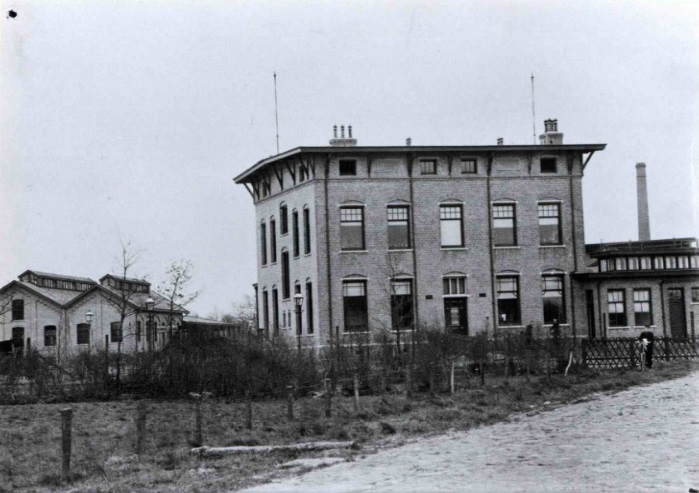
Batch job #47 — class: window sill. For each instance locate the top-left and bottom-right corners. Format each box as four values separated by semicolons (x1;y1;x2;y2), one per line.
340;250;368;254
304;252;312;257
539;245;566;248
388;248;414;252
498;325;524;329
494;246;520;250
441;247;468;251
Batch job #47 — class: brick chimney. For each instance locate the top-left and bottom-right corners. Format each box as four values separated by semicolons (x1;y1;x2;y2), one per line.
539;119;564;145
636;162;651;241
329;124;357;147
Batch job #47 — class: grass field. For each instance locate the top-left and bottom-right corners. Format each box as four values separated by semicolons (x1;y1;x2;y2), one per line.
1;359;696;493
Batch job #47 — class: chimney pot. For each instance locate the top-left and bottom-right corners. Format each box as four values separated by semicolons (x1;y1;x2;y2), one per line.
497;138;504;146
406;137;411;146
341;125;345;138
348;125;352;138
333;125;337;138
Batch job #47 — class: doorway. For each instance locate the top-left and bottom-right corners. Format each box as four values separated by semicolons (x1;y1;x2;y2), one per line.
668;288;687;338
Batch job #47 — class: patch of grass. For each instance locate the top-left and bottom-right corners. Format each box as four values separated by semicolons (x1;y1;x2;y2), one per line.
0;361;696;492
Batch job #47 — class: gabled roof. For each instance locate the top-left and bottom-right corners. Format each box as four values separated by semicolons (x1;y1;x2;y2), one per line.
0;281;65;307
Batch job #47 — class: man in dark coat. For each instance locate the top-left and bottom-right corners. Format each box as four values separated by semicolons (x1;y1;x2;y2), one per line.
638;328;655;369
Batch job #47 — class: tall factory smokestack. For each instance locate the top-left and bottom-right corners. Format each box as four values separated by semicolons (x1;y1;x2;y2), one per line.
636;162;651;241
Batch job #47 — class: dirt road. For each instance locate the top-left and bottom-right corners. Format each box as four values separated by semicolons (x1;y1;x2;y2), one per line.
239;373;699;493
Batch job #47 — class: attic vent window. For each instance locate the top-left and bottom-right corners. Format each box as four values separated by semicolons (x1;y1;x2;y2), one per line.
420;160;437;175
540;158;557;174
339;160;357;176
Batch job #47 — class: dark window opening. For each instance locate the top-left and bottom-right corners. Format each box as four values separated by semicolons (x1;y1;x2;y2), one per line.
281;251;290;299
306;282;314;335
270;219;277;263
497;277;520;325
540;158;557;173
391;280;413;330
542;275;566;324
343;281;368;332
111;321;123;343
44;326;57;346
292;210;300;257
303;207;311;254
339;160;357;176
77;323;90;345
11;299;24;321
280;204;288;234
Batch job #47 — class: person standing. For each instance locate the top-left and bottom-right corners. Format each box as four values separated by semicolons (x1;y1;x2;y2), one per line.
639;327;655;369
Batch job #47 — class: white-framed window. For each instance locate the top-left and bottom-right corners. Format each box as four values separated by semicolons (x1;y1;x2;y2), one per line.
387;205;411;249
440;204;463;248
461;158;477;174
443;276;466;296
340;207;365;250
420;159;436;175
538;203;562;245
493;203;516;246
607;290;627;327
633;289;652;326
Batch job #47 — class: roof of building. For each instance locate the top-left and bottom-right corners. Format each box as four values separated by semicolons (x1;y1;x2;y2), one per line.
19;270;97;284
99;274;151;285
234;144;607;183
17;281;86;305
585;238;698;256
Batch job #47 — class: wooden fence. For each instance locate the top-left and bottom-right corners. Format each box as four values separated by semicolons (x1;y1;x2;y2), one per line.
581;337;699;369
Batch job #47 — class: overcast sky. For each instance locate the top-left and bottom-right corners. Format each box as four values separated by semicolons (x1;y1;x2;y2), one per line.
1;0;697;317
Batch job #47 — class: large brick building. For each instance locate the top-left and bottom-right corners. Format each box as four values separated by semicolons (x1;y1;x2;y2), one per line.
236;121;657;346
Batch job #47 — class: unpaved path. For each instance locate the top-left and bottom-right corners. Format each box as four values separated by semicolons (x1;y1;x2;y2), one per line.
239;373;699;493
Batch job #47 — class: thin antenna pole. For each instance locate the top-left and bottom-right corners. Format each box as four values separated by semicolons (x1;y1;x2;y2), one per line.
274;71;280;154
531;73;536;144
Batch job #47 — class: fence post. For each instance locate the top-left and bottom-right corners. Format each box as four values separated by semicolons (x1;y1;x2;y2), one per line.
60;408;72;481
629;340;636;369
353;373;360;413
379;372;386;395
450;362;455;395
135;401;147;454
405;366;412;399
286;385;295;420
195;397;203;446
324;378;332;418
429;368;436;396
479;361;485;386
245;391;253;430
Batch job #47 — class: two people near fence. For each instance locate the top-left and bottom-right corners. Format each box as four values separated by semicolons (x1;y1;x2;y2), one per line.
638;327;654;369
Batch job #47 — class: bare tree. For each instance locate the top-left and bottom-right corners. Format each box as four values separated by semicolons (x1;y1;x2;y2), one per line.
111;240;145;389
157;259;201;340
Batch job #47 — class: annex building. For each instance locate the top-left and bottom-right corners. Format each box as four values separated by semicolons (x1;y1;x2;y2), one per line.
0;271;187;357
234;122;699;346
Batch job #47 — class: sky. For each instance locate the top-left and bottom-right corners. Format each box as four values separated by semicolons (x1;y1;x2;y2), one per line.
1;0;698;317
